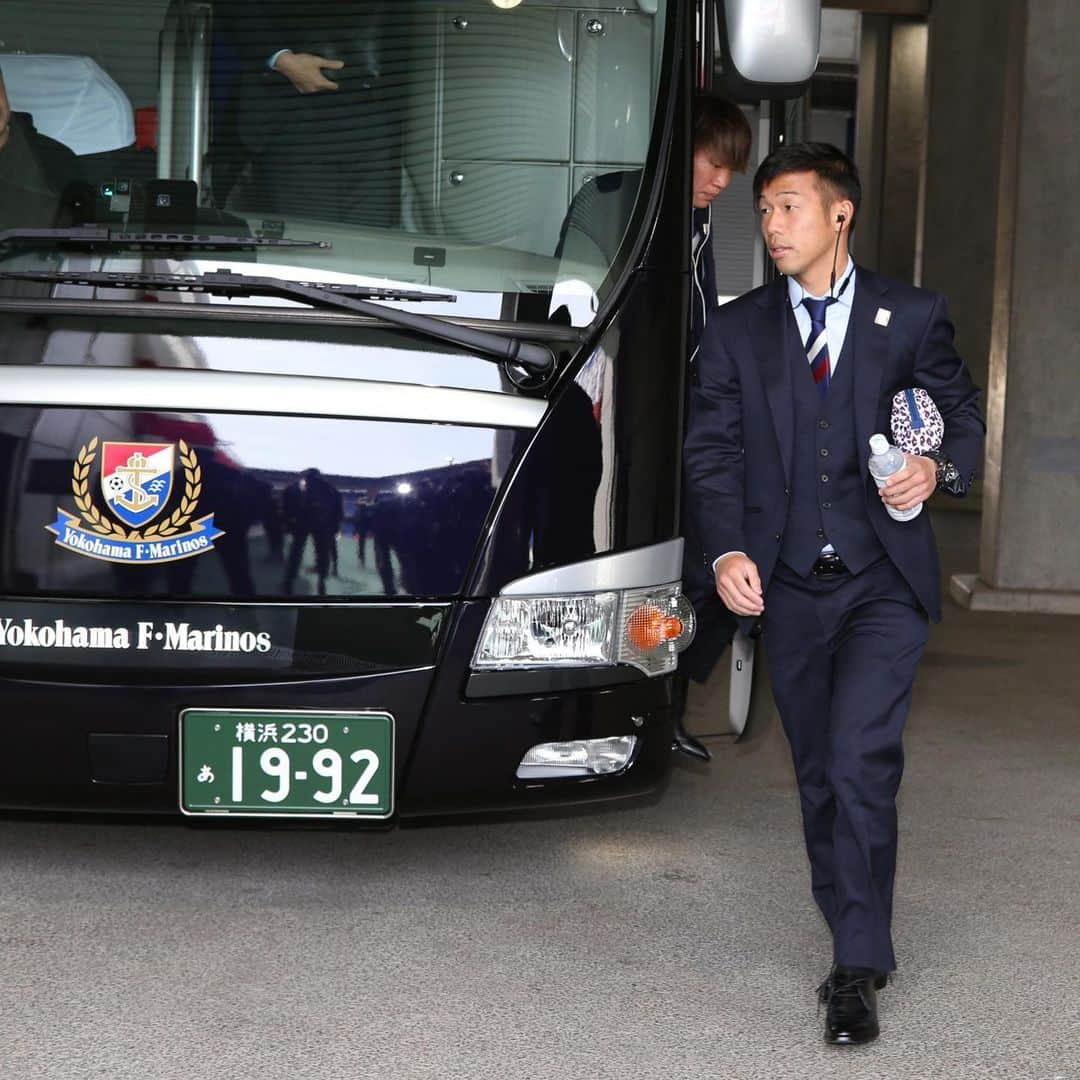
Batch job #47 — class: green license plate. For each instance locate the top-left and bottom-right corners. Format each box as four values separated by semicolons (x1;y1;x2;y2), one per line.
179;709;393;818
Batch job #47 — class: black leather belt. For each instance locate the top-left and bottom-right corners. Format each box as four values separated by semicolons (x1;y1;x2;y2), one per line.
811;553;849;578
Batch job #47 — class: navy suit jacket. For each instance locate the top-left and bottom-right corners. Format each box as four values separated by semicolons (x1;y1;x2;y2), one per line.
690;208;718;364
683;266;985;628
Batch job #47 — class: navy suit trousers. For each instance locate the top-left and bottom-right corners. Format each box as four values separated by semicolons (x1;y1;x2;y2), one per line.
763;557;929;973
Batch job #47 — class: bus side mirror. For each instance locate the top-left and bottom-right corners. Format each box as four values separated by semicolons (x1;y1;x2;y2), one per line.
712;0;821;102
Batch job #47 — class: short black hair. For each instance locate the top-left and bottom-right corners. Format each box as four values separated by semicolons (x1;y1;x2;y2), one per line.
753;142;861;223
693;95;753;173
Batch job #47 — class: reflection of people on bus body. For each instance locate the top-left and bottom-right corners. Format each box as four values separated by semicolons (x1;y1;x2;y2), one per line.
478;380;602;588
280;468;344;597
162;459;275;598
0;63;82;231
370;498;397;595
358;468;496;597
106;453;281;600
354;500;370;567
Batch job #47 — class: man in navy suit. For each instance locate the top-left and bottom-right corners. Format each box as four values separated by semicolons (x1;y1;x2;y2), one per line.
684;143;984;1045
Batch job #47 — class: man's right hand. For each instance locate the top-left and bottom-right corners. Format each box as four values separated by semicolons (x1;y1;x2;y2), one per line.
274;52;345;94
714;553;764;616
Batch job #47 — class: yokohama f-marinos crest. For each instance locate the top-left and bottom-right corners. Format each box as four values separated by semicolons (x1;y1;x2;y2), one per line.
46;437;224;565
100;442;174;529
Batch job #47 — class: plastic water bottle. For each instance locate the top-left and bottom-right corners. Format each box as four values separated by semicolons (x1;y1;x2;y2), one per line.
868;433;922;521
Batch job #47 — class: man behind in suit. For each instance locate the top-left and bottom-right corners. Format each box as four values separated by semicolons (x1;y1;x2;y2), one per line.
688;97;753;364
209;1;402;224
684;143;984;1045
676;97;753;753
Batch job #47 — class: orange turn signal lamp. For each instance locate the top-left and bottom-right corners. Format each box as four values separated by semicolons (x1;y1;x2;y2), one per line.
626;603;685;652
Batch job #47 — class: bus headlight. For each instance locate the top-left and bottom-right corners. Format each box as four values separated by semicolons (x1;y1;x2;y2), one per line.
472;583;695;676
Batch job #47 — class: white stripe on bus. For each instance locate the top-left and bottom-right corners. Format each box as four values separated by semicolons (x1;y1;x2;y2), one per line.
3;366;546;429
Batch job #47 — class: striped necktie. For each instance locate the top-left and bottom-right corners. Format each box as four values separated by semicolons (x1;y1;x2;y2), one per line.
802;296;833;396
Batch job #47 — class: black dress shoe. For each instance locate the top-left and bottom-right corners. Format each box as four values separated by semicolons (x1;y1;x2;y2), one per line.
818;966;881;1045
670;677;712;762
817;967;887;1000
672;727;712;762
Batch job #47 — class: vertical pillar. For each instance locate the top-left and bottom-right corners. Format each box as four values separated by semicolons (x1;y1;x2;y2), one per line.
852;15;928;281
920;0;1013;405
853;14;890;271
878;19;927;283
949;0;1080;613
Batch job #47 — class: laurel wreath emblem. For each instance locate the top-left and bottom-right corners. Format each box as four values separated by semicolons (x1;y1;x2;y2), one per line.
71;437;202;540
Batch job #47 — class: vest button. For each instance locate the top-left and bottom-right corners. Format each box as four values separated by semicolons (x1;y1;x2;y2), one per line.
784;487;791;496
817;528;826;539
822;501;833;510
820;473;830;483
819;448;830;457
774;532;782;542
818;419;830;430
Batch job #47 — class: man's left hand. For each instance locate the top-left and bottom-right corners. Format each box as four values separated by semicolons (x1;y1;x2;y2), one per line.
880;454;936;512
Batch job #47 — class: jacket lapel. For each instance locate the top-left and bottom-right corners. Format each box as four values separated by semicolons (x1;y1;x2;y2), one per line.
750;280;794;486
850;266;891;470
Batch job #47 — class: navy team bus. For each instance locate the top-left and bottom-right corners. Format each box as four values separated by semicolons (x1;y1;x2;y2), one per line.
0;0;817;819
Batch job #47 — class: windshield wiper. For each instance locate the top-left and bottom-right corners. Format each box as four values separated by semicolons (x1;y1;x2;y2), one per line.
0;267;455;305
0;267;556;374
0;226;329;253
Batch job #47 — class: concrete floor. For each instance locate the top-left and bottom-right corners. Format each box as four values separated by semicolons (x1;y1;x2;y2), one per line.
0;511;1077;1079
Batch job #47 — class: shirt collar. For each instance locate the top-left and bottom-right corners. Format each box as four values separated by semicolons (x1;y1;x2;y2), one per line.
787;256;856;311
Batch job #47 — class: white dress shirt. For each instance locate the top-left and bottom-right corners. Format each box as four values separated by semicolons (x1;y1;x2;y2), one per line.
787;256;856;377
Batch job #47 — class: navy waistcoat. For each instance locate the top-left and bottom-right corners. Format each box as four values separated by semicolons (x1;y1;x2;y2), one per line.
779;305;887;577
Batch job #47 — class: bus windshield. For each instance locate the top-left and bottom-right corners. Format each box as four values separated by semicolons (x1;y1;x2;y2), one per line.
0;0;672;326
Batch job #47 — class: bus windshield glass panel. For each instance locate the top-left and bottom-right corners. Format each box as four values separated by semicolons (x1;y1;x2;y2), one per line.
0;0;672;327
